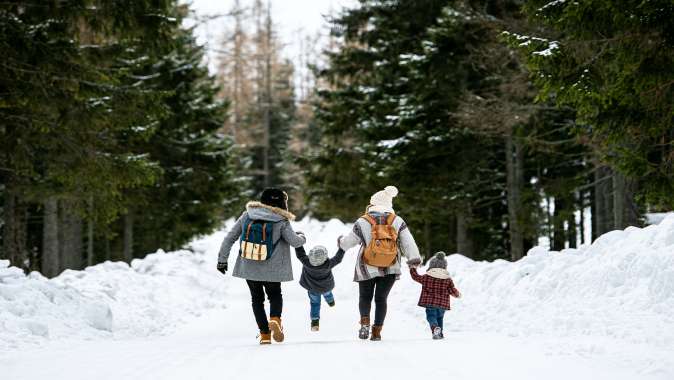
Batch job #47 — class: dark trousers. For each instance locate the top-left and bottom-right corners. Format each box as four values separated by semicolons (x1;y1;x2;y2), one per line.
358;274;396;326
246;280;282;334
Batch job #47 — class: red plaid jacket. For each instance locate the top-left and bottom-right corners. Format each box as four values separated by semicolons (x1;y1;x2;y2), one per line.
410;268;460;310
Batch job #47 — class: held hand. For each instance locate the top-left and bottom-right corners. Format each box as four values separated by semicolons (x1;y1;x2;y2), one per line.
217;262;228;275
337;235;343;247
406;257;421;268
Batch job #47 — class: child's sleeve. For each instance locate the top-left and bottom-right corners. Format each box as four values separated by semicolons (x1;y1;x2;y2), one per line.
409;267;423;283
449;278;461;298
295;246;311;267
328;248;345;269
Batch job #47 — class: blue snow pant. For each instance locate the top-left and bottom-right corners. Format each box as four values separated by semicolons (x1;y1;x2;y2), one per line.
425;307;446;330
308;290;335;320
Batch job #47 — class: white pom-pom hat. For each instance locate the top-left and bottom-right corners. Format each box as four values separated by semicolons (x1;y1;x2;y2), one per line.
368;185;399;213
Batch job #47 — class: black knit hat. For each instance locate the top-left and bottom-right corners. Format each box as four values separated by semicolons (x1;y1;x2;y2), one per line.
260;188;288;210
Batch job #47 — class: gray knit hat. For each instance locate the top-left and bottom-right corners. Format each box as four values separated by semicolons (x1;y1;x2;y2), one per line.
428;252;447;270
308;245;329;266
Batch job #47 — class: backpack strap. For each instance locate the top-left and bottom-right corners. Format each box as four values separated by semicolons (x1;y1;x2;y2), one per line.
362;213;395;226
242;217;253;254
361;213;376;226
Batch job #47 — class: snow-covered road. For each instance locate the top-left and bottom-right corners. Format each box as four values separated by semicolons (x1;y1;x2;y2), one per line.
2;216;674;380
0;278;649;380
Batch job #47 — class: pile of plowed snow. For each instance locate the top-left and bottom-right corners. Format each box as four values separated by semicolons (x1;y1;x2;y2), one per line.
1;214;673;360
431;214;674;347
0;240;227;352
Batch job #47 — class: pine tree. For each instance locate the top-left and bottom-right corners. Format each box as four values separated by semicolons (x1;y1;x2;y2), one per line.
509;0;674;209
0;0;174;271
126;6;243;256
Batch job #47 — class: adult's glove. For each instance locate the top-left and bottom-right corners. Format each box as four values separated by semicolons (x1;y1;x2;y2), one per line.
406;257;421;268
217;262;228;275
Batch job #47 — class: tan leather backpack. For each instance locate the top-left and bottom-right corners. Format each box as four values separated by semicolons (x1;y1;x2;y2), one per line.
362;213;398;268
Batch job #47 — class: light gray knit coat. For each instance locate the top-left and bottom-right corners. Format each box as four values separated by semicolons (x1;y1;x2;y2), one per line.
339;212;421;282
217;201;306;282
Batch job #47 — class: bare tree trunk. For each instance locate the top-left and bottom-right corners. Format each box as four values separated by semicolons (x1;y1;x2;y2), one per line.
123;212;134;262
262;0;272;187
87;197;94;267
594;166;614;238
42;197;60;277
104;237;111;262
567;201;577;249
613;172;626;230
2;185;28;270
579;192;586;245
506;133;524;261
552;196;566;251
231;0;243;142
59;200;83;270
456;207;474;259
613;172;639;229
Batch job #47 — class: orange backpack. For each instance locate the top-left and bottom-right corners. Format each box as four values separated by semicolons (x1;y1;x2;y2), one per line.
362;213;399;268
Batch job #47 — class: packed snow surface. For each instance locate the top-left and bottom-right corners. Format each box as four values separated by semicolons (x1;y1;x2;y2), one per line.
1;215;674;380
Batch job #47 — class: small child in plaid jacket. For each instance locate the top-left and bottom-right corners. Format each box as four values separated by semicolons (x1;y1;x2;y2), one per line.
410;252;461;339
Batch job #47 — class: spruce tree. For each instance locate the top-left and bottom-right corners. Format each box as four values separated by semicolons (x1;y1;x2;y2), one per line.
509;0;674;209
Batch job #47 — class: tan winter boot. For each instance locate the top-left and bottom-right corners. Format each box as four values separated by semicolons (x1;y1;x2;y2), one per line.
259;332;271;345
371;325;383;341
269;317;285;342
358;316;370;340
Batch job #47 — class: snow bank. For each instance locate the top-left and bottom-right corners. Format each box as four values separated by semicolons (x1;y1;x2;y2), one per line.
0;243;226;352
437;215;674;344
391;214;674;376
2;213;674;373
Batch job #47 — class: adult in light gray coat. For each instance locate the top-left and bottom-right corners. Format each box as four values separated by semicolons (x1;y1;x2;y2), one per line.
338;185;421;341
217;188;305;344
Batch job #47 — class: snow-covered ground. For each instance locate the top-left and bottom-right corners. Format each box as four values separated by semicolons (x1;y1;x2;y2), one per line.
1;215;674;380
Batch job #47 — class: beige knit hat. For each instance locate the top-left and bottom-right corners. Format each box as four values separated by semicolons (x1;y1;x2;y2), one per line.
368;185;399;213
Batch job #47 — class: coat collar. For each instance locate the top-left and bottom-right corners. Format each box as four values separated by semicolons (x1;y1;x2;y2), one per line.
367;204;395;214
426;268;450;279
246;201;296;221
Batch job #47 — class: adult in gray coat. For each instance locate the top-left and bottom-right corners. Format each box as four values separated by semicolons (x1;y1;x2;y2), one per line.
338;185;421;341
217;188;306;345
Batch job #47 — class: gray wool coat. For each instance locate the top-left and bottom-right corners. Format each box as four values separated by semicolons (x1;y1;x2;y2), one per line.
218;201;306;282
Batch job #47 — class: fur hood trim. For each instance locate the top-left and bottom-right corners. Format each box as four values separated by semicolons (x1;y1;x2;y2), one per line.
246;201;296;221
426;268;450;279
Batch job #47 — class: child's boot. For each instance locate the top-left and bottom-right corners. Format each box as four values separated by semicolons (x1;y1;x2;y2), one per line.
269;316;285;342
311;319;320;332
328;300;335;307
358;316;370;340
370;325;383;341
259;331;271;345
432;326;443;340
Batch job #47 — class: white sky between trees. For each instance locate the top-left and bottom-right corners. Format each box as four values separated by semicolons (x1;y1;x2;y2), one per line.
184;0;357;83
